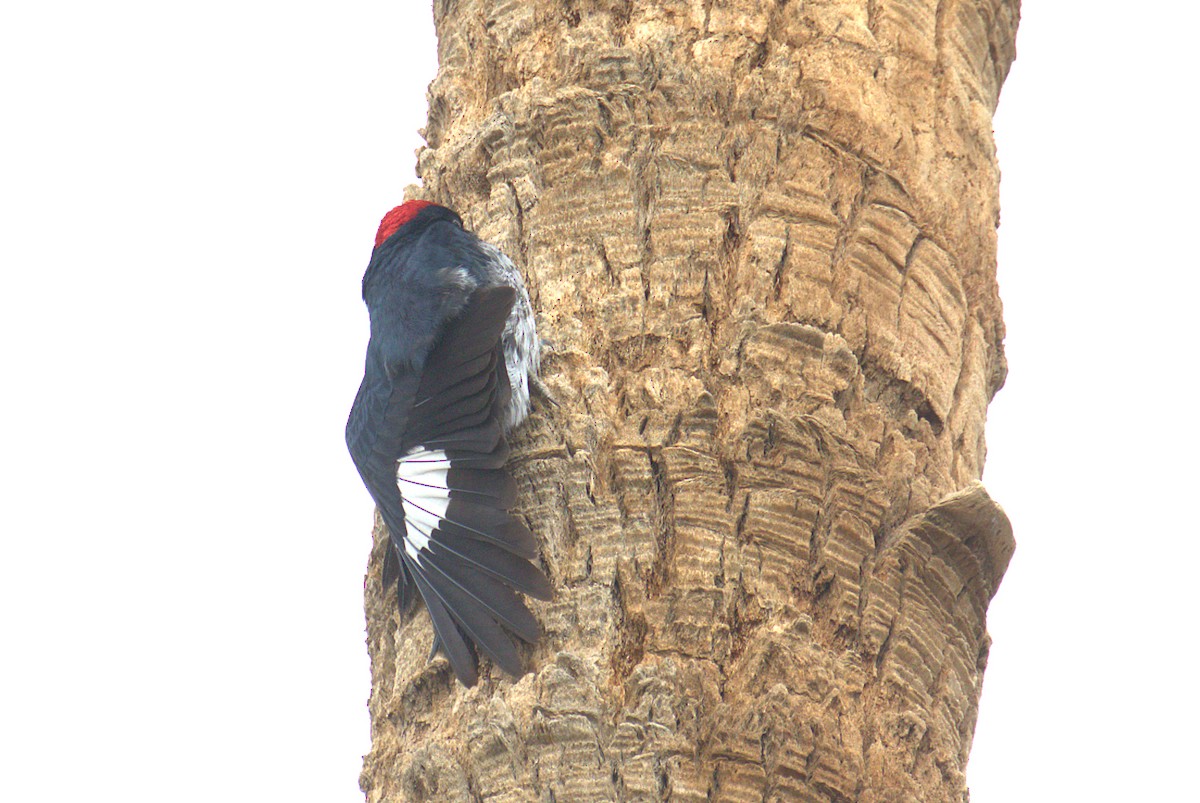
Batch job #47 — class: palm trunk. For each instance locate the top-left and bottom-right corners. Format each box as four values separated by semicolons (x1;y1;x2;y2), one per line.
361;1;1019;800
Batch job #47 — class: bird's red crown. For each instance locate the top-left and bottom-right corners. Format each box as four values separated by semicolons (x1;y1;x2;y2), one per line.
374;200;435;248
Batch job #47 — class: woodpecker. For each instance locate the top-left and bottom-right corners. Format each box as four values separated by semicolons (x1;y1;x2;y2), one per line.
346;200;551;687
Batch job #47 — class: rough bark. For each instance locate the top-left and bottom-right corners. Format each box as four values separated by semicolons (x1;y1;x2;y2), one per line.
361;1;1018;801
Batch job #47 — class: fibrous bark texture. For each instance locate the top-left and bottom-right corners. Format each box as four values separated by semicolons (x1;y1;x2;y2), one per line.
362;1;1018;801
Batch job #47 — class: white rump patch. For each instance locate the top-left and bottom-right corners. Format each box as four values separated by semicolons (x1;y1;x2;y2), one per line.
397;447;451;560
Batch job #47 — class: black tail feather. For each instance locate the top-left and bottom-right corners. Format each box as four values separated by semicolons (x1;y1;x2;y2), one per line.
382;542;401;590
414;556;523;677
409;567;479;686
422;548;541;643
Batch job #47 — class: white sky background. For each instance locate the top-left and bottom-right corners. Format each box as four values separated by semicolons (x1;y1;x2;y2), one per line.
1;3;1195;801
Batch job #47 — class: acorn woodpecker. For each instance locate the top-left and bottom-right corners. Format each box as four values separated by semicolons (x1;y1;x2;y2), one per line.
346;201;551;686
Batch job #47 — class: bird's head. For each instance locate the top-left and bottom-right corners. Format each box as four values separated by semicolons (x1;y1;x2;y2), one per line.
374;200;436;248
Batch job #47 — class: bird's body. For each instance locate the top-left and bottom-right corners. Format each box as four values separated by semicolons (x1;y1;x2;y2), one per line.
346;201;550;686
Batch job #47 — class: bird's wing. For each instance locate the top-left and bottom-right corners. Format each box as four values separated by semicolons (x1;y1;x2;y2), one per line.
346;347;423;610
393;285;551;686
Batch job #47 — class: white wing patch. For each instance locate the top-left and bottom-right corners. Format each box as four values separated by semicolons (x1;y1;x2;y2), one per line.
397;447;451;560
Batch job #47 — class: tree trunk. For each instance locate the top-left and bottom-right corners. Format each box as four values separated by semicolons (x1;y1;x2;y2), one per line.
361;1;1018;800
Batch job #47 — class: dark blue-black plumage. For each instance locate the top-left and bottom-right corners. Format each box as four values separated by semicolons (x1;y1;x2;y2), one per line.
346;202;550;687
